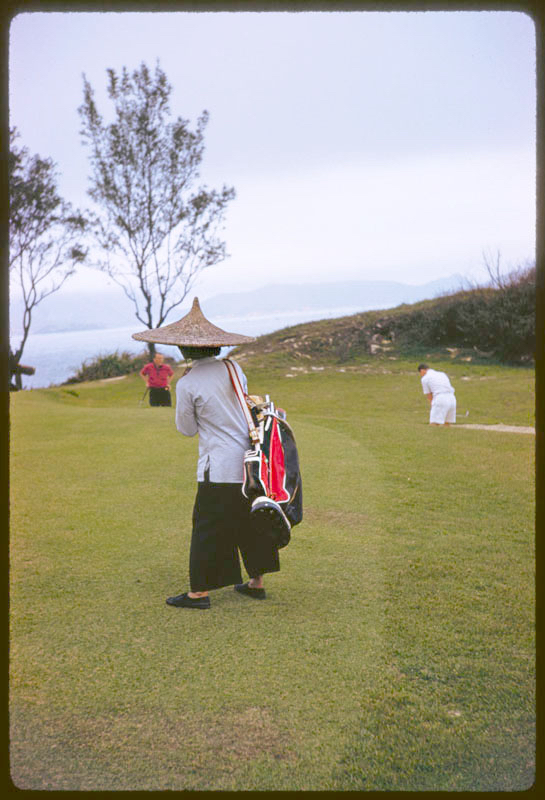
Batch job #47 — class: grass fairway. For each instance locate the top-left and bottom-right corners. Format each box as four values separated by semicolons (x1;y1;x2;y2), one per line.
9;360;535;790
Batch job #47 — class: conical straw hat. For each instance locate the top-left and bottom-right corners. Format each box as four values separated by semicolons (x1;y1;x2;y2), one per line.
132;297;256;347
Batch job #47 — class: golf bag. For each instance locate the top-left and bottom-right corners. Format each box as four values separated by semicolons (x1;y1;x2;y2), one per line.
224;359;302;549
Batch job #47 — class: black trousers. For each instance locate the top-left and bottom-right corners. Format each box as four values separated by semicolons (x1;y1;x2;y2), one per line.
149;387;172;406
189;480;280;592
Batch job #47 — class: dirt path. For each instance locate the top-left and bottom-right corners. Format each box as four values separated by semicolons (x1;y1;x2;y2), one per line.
456;423;535;434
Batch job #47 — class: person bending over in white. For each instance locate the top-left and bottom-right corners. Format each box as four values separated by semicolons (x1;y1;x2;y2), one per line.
417;363;456;426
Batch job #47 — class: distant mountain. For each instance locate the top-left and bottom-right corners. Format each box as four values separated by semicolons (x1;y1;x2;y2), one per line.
199;276;465;319
9;274;464;336
9;287;138;336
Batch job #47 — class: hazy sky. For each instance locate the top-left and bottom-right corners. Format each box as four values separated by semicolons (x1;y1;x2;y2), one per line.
9;9;536;301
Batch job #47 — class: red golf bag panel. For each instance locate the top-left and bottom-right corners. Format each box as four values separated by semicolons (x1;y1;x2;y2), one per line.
264;415;290;502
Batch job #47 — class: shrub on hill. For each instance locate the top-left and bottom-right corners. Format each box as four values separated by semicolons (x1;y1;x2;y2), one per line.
381;264;535;363
63;350;155;384
233;263;535;367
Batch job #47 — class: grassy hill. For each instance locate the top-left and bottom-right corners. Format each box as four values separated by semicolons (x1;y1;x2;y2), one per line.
9;349;535;790
229;270;535;371
59;265;535;389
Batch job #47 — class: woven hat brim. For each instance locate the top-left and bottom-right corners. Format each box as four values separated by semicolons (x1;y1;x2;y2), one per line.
132;328;255;346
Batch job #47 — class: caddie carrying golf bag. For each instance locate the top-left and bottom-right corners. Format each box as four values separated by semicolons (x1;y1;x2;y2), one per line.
224;359;303;549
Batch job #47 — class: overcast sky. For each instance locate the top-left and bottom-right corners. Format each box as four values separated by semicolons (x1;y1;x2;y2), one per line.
9;8;536;301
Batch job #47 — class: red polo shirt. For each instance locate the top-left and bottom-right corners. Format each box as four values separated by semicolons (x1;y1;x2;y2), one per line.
140;362;174;388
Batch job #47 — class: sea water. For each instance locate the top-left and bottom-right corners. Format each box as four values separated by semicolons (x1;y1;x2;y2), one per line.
10;306;363;389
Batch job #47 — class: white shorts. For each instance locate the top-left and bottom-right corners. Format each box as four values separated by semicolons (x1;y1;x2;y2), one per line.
430;393;456;424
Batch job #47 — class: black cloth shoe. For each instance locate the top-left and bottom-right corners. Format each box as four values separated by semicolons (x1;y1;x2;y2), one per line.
234;582;266;599
166;592;210;609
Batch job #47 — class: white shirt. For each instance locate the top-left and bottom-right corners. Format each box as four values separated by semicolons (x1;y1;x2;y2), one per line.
421;368;455;397
175;357;250;483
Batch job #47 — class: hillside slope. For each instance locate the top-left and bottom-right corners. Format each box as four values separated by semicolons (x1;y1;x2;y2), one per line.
231;274;535;369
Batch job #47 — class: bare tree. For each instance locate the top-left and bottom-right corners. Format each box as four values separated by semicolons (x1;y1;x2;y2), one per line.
78;61;235;357
9;128;87;389
483;248;509;290
482;249;535;291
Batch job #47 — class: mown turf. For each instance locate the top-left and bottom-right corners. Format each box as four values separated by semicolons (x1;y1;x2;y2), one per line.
9;360;535;790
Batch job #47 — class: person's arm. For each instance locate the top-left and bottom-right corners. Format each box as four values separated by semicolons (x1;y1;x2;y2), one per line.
233;360;248;393
140;364;150;384
421;376;432;403
166;365;174;388
175;381;198;436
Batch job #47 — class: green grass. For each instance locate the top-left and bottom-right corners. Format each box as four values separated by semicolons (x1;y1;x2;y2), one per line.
9;359;535;790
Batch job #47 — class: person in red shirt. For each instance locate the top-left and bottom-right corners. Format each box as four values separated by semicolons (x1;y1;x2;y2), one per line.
140;352;174;406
